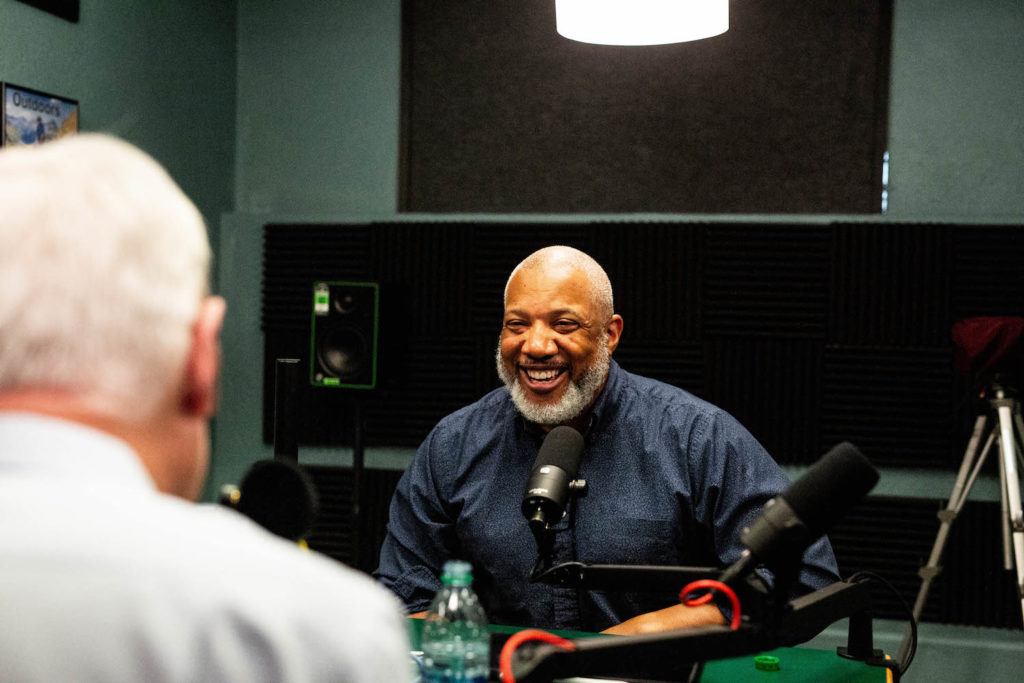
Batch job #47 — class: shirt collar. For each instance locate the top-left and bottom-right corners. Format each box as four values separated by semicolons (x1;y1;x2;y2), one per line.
587;358;621;434
0;412;157;491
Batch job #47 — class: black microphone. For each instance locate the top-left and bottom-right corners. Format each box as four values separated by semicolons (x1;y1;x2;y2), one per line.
521;426;585;536
720;441;879;586
221;459;320;542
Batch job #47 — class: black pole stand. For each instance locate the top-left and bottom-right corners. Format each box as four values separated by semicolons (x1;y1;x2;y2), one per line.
350;400;366;570
273;358;300;461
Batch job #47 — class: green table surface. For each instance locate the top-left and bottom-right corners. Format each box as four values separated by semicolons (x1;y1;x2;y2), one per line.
406;619;888;682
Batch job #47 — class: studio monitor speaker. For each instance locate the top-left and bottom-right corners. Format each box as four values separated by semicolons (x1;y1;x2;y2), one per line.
309;281;379;389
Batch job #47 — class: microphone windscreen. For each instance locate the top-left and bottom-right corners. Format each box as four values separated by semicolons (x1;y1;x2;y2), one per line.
782;441;879;537
533;425;585;476
236;459;320;541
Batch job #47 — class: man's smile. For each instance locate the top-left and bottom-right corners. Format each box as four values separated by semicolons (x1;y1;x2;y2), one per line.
518;364;568;393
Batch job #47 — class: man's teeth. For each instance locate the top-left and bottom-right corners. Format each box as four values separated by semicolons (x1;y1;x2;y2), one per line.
525;368;561;381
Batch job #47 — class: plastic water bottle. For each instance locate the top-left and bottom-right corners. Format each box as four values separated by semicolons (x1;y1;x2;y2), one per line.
421;560;490;682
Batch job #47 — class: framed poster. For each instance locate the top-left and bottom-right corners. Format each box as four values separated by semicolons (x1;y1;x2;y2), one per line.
1;82;79;147
14;1;80;23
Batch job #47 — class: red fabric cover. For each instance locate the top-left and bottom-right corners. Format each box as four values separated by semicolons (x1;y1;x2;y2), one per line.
952;316;1024;378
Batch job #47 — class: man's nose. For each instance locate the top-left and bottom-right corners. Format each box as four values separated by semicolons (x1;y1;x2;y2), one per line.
523;323;557;357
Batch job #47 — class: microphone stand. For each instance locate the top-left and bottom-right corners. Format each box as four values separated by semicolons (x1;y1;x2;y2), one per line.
531;561;722;592
515;573;886;683
519;486;892;682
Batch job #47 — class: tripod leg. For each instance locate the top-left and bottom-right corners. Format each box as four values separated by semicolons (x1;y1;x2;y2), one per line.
911;416;991;622
999;441;1013;570
962;431;999;513
950;415;991;511
995;401;1024;626
899;415;994;671
901;413;1000;667
1013;410;1024;469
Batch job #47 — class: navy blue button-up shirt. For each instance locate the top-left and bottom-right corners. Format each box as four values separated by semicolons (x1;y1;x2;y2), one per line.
375;361;839;632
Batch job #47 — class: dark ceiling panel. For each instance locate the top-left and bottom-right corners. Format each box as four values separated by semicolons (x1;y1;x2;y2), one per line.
401;0;892;214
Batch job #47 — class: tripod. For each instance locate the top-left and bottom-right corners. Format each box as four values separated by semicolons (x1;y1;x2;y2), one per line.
901;379;1024;662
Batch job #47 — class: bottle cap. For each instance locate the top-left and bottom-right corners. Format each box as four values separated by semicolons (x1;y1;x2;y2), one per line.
441;560;473;586
754;655;780;671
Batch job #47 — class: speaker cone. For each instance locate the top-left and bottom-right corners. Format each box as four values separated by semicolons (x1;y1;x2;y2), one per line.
317;326;369;380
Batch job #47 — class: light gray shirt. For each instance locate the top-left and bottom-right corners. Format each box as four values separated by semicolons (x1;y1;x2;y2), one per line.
0;413;410;682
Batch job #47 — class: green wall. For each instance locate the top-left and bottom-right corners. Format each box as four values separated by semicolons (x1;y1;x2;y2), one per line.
215;0;405;496
235;0;401;214
887;0;1024;219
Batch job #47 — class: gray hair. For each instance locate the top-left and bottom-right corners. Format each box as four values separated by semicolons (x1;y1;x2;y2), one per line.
503;246;614;321
0;134;211;420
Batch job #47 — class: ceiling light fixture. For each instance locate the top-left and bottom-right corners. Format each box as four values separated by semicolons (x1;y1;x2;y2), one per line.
556;0;729;46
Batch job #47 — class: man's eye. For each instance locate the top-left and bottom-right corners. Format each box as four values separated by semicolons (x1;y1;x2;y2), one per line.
554;320;580;332
505;320;527;331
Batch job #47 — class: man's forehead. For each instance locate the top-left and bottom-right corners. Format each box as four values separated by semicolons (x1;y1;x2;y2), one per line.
506;266;593;305
509;260;587;290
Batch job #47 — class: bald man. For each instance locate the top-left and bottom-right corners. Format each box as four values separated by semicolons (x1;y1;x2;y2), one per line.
375;246;839;634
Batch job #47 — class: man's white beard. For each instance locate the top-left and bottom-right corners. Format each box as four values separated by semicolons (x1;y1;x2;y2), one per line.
495;335;610;426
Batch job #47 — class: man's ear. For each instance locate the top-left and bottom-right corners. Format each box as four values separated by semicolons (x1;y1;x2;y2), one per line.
181;296;227;418
605;314;624;355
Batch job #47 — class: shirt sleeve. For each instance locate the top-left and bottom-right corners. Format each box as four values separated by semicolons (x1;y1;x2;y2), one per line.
373;426;456;612
689;409;841;598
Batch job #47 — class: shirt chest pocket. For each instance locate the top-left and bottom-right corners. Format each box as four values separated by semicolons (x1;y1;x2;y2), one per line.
581;517;680;566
